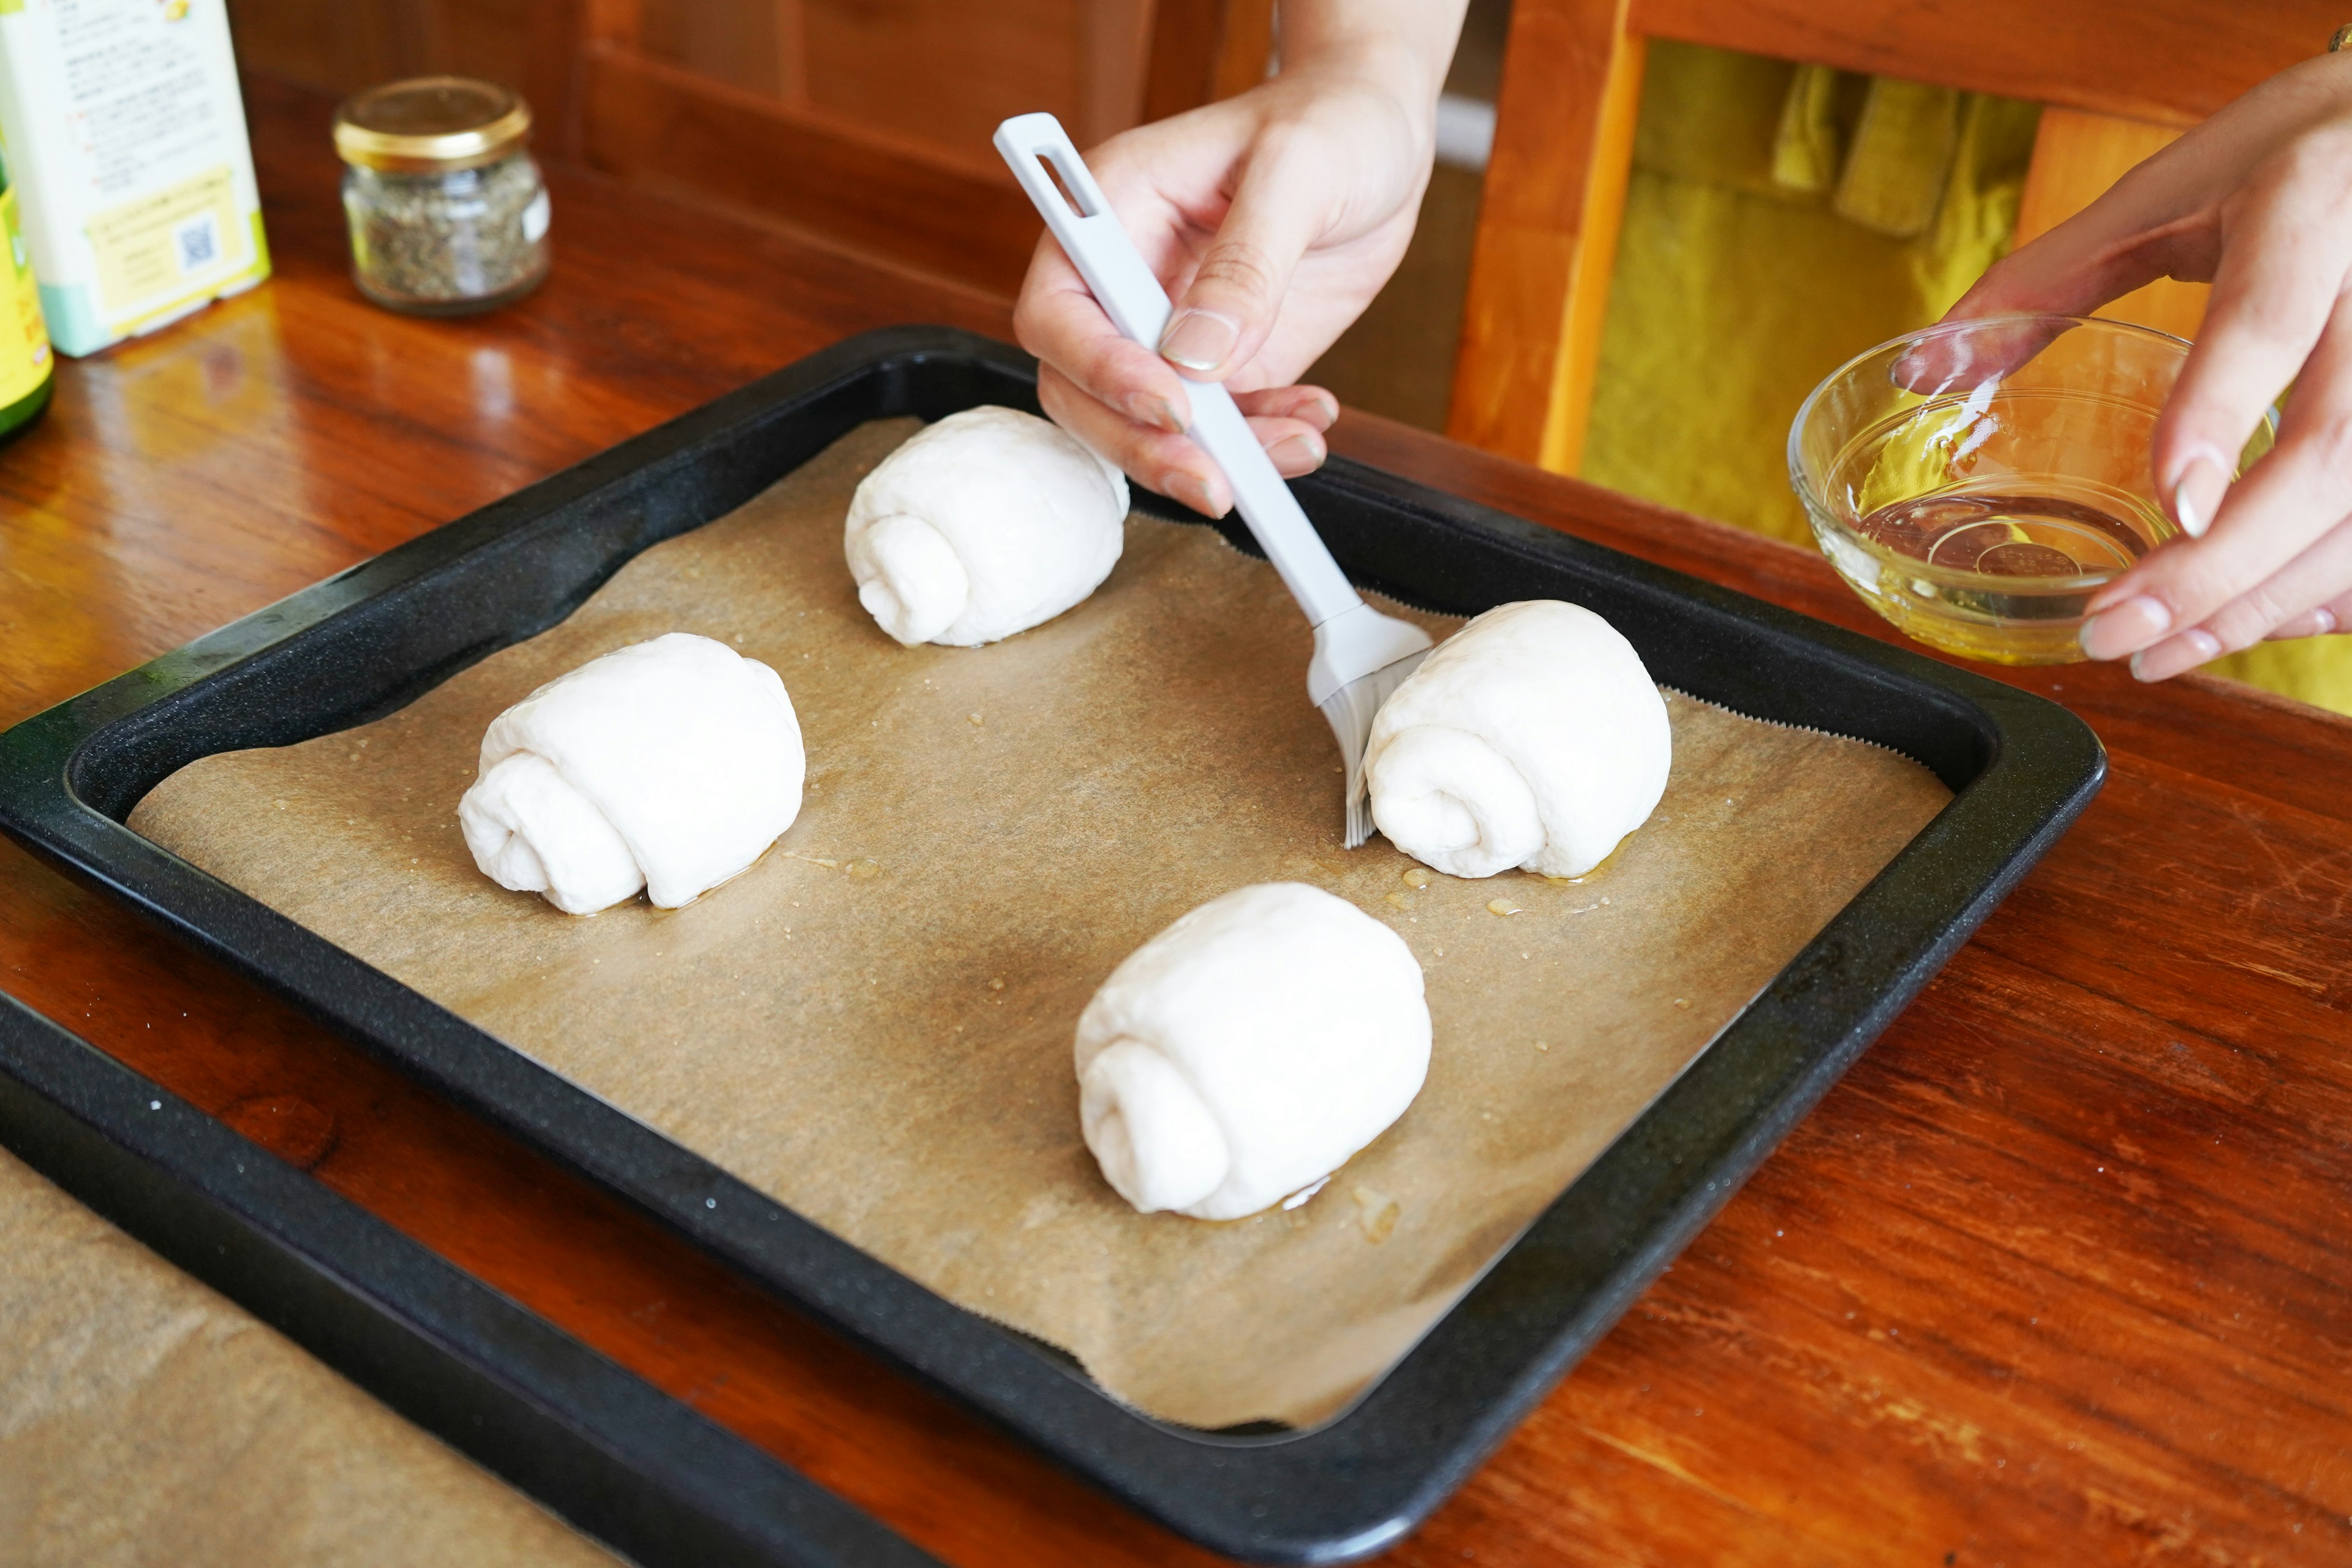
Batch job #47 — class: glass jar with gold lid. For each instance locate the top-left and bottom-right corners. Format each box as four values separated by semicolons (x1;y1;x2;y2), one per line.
333;77;550;315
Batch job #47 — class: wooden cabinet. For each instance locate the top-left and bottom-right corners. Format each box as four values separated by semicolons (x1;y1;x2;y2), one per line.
640;0;1155;160
225;0;1268;296
222;0;581;145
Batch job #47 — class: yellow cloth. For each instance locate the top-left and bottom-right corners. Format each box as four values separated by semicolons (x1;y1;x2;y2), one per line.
1581;40;2352;716
1583;42;2035;547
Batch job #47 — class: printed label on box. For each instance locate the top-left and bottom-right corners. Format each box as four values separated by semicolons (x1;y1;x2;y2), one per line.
0;0;270;354
86;163;239;312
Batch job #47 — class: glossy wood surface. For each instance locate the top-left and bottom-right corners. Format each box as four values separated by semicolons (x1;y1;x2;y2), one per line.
7;74;2352;1567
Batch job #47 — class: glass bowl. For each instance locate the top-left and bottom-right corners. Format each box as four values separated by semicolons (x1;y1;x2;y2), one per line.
1787;314;2275;665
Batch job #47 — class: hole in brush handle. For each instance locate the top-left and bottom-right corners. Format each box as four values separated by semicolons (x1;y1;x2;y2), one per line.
1035;153;1098;220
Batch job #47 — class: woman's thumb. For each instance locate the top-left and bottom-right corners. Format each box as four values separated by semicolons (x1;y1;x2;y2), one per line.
1157;156;1319;382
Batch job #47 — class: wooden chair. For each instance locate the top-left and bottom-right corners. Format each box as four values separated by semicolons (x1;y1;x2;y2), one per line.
1448;0;2350;473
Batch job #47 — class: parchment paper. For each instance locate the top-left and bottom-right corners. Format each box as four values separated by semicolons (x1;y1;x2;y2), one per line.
0;1145;627;1566
130;420;1951;1430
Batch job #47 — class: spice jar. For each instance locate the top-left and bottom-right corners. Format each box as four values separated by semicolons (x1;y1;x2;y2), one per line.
333;77;550;315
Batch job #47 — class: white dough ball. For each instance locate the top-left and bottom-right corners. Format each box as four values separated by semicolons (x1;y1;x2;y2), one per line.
1074;883;1431;1221
845;405;1128;647
1366;600;1670;880
458;632;804;913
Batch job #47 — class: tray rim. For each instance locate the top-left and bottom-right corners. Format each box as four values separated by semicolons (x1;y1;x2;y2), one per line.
0;325;2106;1564
0;991;941;1568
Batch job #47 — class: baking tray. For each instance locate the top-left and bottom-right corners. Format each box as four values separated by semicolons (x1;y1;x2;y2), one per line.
0;325;2104;1563
0;990;940;1568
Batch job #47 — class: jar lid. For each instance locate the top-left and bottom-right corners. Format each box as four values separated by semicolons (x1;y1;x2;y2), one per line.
333;77;532;173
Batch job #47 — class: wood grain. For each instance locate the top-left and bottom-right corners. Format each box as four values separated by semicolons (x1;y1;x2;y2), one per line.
1140;0;1276;124
228;0;1159;292
799;0;1136;159
576;41;1042;296
225;0;589;153
1447;0;1644;468
634;0;791;99
5;69;2352;1567
1628;0;2346;127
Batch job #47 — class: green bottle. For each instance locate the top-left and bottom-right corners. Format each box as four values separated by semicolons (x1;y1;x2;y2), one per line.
0;137;54;447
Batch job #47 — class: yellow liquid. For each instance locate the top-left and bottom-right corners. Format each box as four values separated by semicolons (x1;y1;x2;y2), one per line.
1833;480;2170;665
1855;489;2155;576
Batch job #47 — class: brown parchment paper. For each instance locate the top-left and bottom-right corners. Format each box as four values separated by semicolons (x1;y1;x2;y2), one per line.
130;420;1950;1430
0;1144;628;1567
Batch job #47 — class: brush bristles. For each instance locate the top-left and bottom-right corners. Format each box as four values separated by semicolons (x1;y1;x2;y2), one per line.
1319;650;1428;850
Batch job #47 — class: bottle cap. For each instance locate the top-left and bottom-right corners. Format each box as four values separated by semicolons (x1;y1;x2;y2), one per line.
333;77;531;173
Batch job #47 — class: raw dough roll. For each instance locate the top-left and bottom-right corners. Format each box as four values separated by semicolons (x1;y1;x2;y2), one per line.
458;632;805;913
1074;883;1431;1221
1365;600;1670;880
845;405;1128;646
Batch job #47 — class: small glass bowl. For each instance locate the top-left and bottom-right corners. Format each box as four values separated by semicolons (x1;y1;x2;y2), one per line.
1788;315;2275;665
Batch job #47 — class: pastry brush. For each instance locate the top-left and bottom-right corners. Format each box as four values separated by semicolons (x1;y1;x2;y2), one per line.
994;112;1431;848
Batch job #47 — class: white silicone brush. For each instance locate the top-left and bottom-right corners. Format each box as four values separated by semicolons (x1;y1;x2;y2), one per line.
994;112;1431;849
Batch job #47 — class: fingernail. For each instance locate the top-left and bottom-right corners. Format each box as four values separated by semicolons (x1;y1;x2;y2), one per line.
1310;394;1340;428
2129;628;2222;682
1128;392;1185;434
2268;608;2339;640
1163;469;1226;518
2168;446;2230;538
1158;309;1240;373
2078;594;2173;660
1264;432;1322;472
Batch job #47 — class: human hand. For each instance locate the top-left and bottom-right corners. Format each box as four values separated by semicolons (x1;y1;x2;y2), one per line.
1012;9;1460;517
1936;52;2352;679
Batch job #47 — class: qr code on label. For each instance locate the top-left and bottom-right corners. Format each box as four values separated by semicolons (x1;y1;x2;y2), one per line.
174;213;219;274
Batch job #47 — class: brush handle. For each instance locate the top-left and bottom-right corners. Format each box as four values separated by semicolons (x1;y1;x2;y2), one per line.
993;112;1365;630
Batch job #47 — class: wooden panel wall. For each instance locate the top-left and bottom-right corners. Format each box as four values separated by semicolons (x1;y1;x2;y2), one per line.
576;47;1049;291
635;0;788;99
633;0;1155;169
223;0;1239;297
224;0;587;146
1141;0;1273;123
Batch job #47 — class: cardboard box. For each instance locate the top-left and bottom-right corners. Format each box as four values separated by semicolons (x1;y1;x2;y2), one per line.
0;0;270;356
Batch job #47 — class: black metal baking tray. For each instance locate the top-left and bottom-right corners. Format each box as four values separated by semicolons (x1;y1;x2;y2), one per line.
0;326;2103;1564
0;991;939;1568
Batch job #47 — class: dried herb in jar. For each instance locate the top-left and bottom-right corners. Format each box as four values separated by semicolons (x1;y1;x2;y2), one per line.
333;77;551;317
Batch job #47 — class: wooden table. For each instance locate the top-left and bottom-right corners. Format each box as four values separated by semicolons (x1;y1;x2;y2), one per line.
7;75;2351;1567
